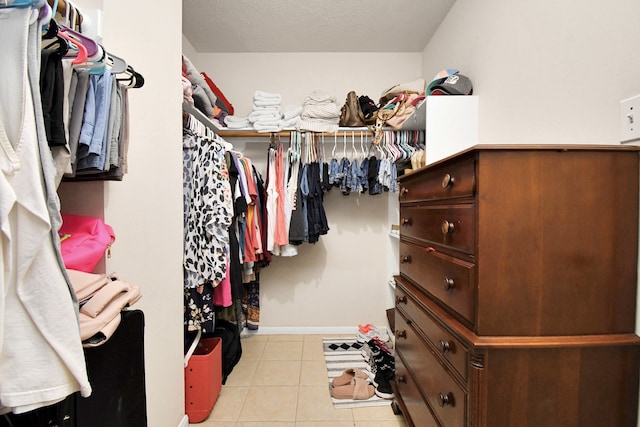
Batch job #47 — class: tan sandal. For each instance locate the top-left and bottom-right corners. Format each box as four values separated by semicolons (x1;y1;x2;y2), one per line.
331;368;369;387
330;377;374;400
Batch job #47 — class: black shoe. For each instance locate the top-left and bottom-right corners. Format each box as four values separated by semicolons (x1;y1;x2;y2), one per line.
373;370;395;399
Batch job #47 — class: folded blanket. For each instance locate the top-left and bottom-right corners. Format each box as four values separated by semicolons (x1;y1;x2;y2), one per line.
303;90;336;105
296;118;339;133
301;103;341;120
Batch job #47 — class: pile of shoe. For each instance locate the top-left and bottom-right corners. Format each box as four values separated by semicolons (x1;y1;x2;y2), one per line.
356;323;389;343
330;368;374;400
363;338;395;399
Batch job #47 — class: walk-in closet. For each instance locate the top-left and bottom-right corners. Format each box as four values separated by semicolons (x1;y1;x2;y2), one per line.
1;0;640;426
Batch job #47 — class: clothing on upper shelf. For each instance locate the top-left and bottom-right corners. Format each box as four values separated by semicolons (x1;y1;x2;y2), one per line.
296;90;341;133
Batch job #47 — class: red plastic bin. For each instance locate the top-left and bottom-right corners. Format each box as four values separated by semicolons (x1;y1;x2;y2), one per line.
184;336;222;423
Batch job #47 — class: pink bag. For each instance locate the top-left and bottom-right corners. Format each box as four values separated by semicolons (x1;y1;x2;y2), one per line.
59;214;115;273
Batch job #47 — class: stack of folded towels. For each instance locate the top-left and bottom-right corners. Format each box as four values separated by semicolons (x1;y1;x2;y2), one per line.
249;91;282;133
224;115;251;129
296;90;341;133
280;104;302;129
223;91;304;132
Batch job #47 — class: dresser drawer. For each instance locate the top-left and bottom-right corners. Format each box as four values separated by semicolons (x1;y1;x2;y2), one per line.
399;240;475;325
399;156;475;203
396;283;468;381
394;353;440;427
396;312;466;427
400;204;475;255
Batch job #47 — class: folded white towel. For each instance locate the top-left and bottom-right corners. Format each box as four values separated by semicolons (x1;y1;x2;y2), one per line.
254;90;281;101
281;104;303;120
224;115;251;129
254;121;282;133
248;110;281;123
254;117;281;126
252;104;280;112
281;116;300;128
254;99;281;107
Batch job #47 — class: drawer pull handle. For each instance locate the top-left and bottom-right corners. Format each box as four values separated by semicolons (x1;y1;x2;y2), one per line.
401;217;412;226
442;277;455;291
438;392;453;407
396;375;407;384
396;330;407;339
401;255;411;264
441;221;455;235
442;173;455;188
396;295;407;305
439;340;452;354
401;187;409;196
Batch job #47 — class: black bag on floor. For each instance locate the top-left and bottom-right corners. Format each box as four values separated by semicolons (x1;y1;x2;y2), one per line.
208;319;242;384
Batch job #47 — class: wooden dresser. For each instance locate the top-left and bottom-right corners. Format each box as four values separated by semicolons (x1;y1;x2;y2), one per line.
393;145;640;427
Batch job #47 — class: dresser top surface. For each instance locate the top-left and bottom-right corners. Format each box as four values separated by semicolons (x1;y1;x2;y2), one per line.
400;144;640;180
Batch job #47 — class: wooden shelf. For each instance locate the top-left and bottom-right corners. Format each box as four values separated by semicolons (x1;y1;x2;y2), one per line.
183;99;427;138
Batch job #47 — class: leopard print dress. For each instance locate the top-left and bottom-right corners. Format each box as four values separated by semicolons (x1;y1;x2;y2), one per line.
183;132;232;332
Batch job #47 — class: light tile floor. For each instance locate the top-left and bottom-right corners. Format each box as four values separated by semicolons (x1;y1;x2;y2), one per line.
190;334;408;427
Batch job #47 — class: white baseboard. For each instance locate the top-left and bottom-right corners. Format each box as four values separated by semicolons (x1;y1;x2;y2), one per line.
241;326;358;336
177;414;189;427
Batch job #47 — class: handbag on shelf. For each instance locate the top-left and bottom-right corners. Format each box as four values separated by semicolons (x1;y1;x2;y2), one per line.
384;93;425;130
371;93;425;144
59;213;115;273
378;77;426;105
339;91;366;127
358;95;379;125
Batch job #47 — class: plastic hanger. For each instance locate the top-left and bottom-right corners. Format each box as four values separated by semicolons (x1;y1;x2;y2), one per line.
117;65;145;89
106;51;128;74
57;29;87;64
0;0;37;8
59;24;98;57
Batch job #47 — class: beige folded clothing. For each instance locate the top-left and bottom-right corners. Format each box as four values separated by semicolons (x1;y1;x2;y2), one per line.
67;269;142;347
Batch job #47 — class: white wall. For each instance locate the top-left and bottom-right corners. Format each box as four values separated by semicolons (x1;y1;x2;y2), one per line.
423;1;640;424
423;0;640;146
183;51;423;331
58;1;185;427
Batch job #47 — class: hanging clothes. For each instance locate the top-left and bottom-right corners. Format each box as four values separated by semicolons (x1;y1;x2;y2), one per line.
182;128;233;332
0;5;91;415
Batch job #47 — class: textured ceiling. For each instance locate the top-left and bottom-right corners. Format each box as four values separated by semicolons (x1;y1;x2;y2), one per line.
182;0;456;53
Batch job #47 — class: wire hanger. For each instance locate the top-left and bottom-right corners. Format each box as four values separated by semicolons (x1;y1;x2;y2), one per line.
332;132;337;160
342;131;347;159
